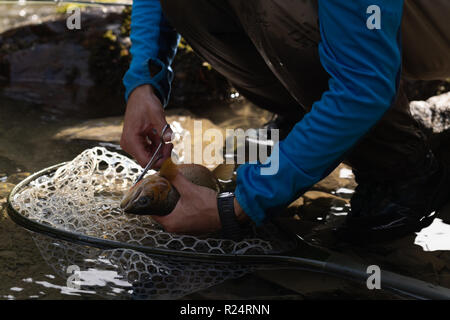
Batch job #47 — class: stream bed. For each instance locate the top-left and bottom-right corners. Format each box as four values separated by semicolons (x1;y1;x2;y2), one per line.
1;91;450;300
1;1;450;300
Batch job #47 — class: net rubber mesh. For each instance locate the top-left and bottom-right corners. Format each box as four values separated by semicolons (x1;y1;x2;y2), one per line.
10;147;295;298
11;147;293;255
32;233;252;299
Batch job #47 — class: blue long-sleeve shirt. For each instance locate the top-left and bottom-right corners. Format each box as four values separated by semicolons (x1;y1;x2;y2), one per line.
123;0;404;225
123;0;179;106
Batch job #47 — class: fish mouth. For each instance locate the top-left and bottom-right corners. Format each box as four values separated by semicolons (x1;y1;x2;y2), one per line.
120;199;134;213
120;186;143;213
120;176;171;214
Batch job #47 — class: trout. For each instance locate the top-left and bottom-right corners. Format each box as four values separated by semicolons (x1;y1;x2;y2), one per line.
120;158;234;216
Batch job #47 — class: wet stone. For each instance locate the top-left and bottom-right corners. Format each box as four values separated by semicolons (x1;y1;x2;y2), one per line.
303;191;348;205
410;92;450;133
285;197;304;217
313;164;357;194
303;191;349;213
0;182;15;199
298;191;349;222
6;172;30;185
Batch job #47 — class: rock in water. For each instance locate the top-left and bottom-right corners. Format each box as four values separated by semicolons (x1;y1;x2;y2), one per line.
0;7;131;118
410;91;450;172
0;7;232;118
410;92;450;133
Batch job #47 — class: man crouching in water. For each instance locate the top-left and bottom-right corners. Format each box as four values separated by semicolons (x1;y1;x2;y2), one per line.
119;0;450;243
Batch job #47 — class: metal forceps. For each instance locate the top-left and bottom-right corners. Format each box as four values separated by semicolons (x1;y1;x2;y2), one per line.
133;124;170;186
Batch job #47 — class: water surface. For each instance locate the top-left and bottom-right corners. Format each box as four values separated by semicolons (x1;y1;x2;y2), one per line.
1;2;450;300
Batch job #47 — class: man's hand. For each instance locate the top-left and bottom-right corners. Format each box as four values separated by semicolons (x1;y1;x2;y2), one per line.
152;172;221;235
152;170;249;235
120;85;173;168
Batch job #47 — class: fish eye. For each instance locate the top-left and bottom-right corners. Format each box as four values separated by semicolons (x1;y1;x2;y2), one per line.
138;197;150;206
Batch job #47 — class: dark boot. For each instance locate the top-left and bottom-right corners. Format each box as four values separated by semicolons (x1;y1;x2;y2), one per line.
336;150;450;244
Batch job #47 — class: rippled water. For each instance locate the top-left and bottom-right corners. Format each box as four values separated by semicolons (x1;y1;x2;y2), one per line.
1;2;450;300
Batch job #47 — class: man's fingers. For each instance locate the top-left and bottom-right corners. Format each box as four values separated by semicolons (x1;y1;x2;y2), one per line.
121;84;173;168
125;125;172;169
150;200;181;227
163;130;172;143
146;121;173;168
154;143;174;168
147;122;173;144
127;134;152;167
150;211;168;226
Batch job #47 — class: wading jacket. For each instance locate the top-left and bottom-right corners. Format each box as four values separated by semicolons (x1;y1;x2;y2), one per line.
123;0;403;225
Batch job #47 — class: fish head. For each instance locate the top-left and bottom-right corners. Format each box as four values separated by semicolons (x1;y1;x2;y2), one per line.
120;175;175;216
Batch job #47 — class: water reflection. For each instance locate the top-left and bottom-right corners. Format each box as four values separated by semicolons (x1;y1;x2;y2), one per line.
415;218;450;252
0;3;56;33
31;233;251;300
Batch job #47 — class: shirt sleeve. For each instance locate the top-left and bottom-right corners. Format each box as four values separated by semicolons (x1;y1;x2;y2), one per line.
235;0;404;225
122;0;180;106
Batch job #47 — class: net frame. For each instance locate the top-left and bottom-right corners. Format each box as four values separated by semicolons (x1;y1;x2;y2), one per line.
6;148;299;265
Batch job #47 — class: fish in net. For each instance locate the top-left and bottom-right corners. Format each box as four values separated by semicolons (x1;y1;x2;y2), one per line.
9;147;296;298
10;147;295;254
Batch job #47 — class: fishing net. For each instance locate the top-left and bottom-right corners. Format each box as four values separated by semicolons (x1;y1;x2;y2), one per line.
10;147;294;255
32;233;251;300
8;147;296;299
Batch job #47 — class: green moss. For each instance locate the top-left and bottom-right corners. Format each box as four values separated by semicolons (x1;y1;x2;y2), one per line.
55;3;85;14
86;9;132;96
120;6;131;36
178;38;193;53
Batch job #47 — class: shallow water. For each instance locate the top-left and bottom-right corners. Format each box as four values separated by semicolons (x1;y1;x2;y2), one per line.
1;2;450;300
2;90;450;300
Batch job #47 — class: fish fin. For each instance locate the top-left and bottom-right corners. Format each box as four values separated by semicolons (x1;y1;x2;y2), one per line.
212;163;235;181
159;158;179;181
